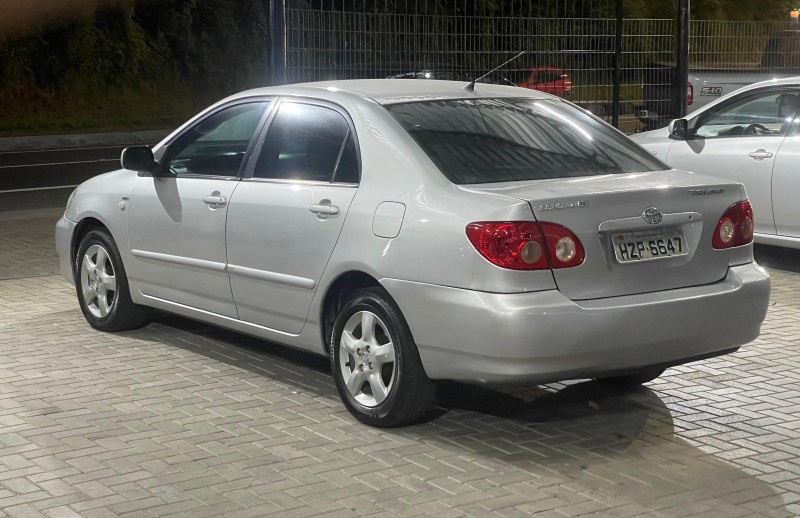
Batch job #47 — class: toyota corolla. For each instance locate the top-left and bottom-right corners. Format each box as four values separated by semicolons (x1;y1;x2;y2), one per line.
55;80;770;427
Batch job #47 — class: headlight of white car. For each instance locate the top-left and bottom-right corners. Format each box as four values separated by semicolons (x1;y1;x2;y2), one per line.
64;188;78;215
66;188;77;207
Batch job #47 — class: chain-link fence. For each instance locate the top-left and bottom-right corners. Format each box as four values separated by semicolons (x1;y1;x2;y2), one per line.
636;21;800;130
279;1;797;132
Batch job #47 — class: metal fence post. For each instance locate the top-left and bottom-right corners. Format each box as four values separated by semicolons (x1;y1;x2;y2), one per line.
675;0;690;118
612;0;623;128
270;0;287;85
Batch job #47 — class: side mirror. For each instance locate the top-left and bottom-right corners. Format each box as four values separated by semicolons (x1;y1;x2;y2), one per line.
668;118;690;140
121;146;157;172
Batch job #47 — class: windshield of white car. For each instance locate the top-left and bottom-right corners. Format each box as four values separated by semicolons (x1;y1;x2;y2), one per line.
386;98;667;184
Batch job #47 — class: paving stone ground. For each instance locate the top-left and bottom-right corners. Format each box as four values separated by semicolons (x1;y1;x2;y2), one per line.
0;208;798;517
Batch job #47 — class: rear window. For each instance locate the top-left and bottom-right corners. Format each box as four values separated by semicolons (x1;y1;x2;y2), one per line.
386;98;666;184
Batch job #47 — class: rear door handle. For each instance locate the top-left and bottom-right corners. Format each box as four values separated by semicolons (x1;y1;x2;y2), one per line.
202;195;227;207
748;149;773;161
309;203;340;216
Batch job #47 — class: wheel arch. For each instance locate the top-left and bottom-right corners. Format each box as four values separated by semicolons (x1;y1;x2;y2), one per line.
319;270;382;354
71;217;111;272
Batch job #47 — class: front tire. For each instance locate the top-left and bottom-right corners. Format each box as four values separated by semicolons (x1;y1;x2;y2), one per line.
330;287;436;427
75;229;148;332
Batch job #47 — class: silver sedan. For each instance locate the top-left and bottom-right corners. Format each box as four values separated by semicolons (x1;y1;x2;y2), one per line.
55;80;770;427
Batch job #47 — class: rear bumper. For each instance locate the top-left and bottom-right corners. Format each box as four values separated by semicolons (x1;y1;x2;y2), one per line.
55;215;77;286
382;262;770;384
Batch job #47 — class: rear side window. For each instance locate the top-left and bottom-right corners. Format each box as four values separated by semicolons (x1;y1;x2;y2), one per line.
386;98;666;184
254;102;359;183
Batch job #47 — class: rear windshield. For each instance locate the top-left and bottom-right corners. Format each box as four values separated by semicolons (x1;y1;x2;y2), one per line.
386;98;667;184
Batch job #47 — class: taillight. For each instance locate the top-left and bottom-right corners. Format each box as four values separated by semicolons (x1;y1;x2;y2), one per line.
712;200;754;249
466;221;585;270
539;222;585;268
688;82;694;106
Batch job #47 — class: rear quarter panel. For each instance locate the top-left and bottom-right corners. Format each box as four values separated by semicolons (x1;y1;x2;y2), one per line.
308;97;559;334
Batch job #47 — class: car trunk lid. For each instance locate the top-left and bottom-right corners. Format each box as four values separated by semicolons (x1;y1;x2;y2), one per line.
461;170;746;300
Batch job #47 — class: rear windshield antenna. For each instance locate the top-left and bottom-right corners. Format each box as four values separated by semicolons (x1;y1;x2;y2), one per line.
465;51;525;92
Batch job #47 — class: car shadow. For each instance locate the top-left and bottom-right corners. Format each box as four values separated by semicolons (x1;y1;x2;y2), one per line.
755;243;800;274
119;312;790;515
433;378;660;424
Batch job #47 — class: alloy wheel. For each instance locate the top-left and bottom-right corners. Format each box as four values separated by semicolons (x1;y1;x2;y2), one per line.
338;310;397;407
79;244;117;319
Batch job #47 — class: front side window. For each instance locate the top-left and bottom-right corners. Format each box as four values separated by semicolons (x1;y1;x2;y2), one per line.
166;102;269;177
386;98;666;184
254;102;359;183
695;90;800;138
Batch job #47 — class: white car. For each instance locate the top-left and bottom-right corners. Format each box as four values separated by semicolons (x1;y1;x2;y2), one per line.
631;76;800;249
56;80;770;427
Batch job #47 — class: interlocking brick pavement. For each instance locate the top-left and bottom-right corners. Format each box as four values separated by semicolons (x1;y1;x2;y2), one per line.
0;208;63;279
0;207;798;517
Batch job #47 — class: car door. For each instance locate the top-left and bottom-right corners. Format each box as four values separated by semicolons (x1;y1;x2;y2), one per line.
225;99;360;334
128;100;270;317
666;87;800;236
771;98;800;238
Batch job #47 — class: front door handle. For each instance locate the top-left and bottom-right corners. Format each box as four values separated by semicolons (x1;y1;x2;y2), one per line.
202;195;227;207
309;203;340;216
748;149;774;161
310;204;340;216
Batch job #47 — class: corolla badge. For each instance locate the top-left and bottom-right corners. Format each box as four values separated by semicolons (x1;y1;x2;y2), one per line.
642;207;663;225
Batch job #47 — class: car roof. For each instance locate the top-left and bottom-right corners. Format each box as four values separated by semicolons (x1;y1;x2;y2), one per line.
230;79;552;105
734;75;800;92
686;75;800;118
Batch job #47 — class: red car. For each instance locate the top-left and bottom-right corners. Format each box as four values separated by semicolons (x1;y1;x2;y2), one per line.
512;67;572;98
388;67;572;98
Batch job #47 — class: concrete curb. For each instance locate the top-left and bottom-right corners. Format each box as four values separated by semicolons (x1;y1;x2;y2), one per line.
0;129;172;153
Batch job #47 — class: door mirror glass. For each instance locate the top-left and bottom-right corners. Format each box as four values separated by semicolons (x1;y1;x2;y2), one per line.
669;119;689;140
121;146;157;171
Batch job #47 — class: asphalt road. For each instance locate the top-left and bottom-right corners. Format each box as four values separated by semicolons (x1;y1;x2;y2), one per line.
0;146;126;212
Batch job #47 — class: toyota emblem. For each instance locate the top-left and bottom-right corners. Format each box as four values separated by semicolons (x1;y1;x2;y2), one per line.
642;207;663;225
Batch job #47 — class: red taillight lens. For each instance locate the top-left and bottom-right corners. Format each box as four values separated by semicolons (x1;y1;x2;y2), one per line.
688;82;694;106
712;200;754;249
466;222;547;270
466;221;585;270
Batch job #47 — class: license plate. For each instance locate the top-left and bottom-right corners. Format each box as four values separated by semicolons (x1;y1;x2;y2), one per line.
612;227;688;264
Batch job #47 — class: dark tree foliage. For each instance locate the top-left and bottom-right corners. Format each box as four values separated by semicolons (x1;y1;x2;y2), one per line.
0;0;792;133
0;0;791;94
0;0;269;97
134;0;269;94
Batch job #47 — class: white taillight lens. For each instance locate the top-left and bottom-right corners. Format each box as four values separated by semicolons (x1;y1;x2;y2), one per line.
554;236;577;263
520;241;543;264
718;218;735;244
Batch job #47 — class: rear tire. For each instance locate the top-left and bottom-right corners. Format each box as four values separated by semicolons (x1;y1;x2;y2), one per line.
330;287;436;427
75;229;148;332
597;367;666;389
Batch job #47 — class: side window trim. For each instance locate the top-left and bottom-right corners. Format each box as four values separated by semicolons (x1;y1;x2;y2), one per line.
331;130;351;183
243;97;362;185
155;97;274;180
